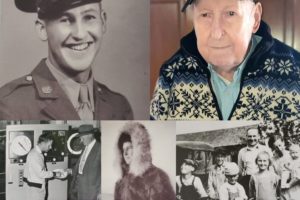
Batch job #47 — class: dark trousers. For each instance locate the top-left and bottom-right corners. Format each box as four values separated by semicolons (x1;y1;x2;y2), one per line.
239;175;251;197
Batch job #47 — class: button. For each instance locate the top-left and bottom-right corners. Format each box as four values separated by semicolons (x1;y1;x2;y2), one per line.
42;86;53;94
97;87;102;92
26;76;32;81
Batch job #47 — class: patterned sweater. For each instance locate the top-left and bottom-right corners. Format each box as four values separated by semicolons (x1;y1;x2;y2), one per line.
150;21;300;120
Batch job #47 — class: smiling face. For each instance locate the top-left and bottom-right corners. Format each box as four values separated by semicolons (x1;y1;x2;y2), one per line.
256;152;270;171
192;0;261;74
36;3;106;79
227;174;239;185
180;163;195;175
215;154;225;166
247;128;259;147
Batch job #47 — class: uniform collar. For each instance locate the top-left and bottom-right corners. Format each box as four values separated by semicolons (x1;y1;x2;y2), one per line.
46;59;95;112
30;59;80;119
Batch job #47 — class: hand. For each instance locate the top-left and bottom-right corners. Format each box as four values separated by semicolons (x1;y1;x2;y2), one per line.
65;168;72;175
97;193;101;200
53;169;68;179
54;171;62;178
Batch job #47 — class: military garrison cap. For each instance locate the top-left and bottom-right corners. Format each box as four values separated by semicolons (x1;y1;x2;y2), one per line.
15;0;102;19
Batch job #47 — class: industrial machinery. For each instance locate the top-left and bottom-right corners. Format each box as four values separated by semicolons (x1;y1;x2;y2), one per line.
6;124;71;200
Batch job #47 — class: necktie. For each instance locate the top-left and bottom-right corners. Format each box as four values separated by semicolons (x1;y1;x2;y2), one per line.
78;84;93;120
78;147;88;174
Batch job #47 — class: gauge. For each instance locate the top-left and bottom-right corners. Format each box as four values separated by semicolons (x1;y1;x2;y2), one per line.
10;135;32;156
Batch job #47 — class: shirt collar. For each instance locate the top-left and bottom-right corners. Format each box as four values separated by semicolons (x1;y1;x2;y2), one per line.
246;144;260;151
46;59;95;111
208;35;262;84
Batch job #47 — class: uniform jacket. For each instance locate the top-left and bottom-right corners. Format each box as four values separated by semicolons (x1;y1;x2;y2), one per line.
69;140;101;200
150;21;300;120
114;123;175;200
0;59;133;120
24;147;53;185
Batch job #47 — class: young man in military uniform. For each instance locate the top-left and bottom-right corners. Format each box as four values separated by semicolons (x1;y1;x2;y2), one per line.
0;0;133;120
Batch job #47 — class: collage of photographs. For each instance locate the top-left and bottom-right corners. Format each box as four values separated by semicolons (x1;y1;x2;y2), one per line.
0;0;299;200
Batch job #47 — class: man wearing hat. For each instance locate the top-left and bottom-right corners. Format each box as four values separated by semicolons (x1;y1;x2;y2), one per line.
0;0;133;120
67;124;101;200
150;0;300;120
207;149;227;200
219;162;247;200
176;159;208;200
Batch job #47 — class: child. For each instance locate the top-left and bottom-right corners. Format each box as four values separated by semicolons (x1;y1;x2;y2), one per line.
249;151;279;200
219;162;247;200
176;159;208;200
282;144;300;200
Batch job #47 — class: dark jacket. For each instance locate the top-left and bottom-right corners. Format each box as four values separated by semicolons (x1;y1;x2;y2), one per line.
0;59;133;120
114;122;175;200
69;141;101;200
150;21;300;120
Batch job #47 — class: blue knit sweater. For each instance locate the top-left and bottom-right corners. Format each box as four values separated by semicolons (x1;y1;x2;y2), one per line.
150;21;300;120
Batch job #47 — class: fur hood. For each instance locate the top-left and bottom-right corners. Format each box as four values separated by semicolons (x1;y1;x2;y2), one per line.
116;122;152;177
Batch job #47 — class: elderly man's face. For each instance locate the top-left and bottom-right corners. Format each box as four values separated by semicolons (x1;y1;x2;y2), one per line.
36;3;105;77
192;0;261;74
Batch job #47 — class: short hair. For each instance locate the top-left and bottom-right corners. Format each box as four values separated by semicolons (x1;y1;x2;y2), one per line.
37;132;53;144
255;151;272;167
247;128;259;136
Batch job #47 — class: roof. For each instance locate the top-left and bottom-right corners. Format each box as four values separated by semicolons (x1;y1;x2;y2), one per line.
177;125;257;147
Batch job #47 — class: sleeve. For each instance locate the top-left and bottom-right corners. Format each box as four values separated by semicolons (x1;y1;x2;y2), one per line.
248;175;256;200
207;168;216;199
150;67;172;120
194;177;208;198
219;184;229;200
29;153;53;179
122;96;134;120
238;149;244;175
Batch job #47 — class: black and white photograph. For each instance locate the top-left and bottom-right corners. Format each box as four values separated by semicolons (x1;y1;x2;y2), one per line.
176;120;300;200
0;0;149;120
0;120;101;200
101;121;176;200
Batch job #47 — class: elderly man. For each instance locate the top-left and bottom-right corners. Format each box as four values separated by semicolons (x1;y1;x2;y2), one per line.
0;0;133;120
68;124;101;200
237;128;272;195
150;0;300;120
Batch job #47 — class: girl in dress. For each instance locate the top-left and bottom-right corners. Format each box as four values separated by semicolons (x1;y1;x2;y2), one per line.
249;151;279;200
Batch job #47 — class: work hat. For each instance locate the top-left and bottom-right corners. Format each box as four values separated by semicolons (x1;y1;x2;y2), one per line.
224;162;239;176
183;159;196;168
75;124;96;137
15;0;101;19
181;0;258;12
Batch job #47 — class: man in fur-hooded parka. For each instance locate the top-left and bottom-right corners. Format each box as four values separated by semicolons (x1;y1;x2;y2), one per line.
114;122;175;200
